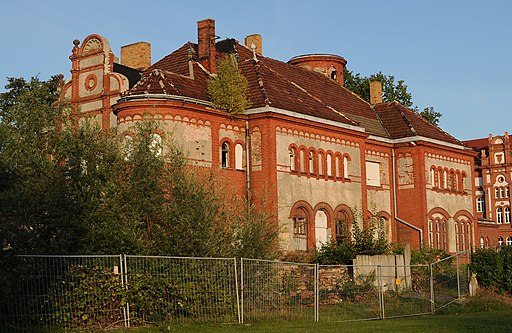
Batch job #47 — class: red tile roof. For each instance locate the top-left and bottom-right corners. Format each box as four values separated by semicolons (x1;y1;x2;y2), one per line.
124;38;464;147
375;102;463;145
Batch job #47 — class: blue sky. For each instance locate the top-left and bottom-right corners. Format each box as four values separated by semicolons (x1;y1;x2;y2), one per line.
1;0;511;140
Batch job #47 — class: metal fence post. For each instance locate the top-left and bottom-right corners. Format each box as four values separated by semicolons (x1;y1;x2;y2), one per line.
240;258;244;324
123;255;131;327
456;252;461;299
315;263;319;322
378;265;385;320
429;263;435;314
234;257;241;324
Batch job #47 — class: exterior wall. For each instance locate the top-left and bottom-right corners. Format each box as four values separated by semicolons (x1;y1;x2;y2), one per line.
61;35;129;130
470;134;512;248
274;121;365;251
62;33;482;255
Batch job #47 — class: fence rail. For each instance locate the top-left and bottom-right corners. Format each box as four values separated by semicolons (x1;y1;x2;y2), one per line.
0;252;470;331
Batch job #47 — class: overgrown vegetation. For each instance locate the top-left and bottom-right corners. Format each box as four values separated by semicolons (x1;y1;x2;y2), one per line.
0;76;277;258
470;246;512;294
314;214;389;265
207;54;251;114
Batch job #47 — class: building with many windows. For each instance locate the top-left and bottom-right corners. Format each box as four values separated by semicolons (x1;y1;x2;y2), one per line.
465;134;512;248
60;18;479;253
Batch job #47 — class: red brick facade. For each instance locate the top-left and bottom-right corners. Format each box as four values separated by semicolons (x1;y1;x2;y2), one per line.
465;134;512;248
61;19;481;253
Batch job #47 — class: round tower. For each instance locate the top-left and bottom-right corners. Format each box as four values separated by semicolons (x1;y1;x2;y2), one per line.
288;54;347;85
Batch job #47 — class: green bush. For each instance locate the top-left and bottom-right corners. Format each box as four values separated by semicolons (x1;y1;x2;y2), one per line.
470;246;512;293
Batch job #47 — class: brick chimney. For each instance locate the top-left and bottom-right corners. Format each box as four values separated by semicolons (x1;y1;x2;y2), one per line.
120;42;151;70
370;81;383;104
197;18;216;73
245;34;262;55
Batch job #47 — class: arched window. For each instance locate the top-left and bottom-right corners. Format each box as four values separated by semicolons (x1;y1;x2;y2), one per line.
429;218;447;251
343;156;349;179
318;152;324;176
500;187;505;198
505;207;511;224
476;197;485;213
289;148;296;172
235;143;244;170
221;142;230;168
292;207;308;251
335;155;341;178
149;133;163;156
431;168;437;188
335;209;351;244
507;187;510;198
495;188;500;198
443;170;448;189
498;237;504;248
480;237;484;248
485;237;489;248
507;236;512;246
326;153;332;177
299;149;306;173
447;171;454;190
309;151;314;174
497;207;503;224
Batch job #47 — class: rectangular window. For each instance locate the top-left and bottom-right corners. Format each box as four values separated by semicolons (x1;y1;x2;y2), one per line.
366;161;381;187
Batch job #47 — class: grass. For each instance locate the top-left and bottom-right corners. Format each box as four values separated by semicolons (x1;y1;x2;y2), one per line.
106;290;512;333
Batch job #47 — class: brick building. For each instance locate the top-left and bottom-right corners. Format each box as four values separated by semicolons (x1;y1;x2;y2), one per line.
465;134;512;248
60;19;478;253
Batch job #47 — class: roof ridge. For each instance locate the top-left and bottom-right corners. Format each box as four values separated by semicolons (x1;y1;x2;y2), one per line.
243;54;271;106
372;104;391;139
394;102;464;146
259;61;358;126
393;101;418;136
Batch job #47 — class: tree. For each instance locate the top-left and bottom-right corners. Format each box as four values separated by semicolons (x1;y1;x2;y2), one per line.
0;76;278;257
344;69;442;125
207;54;251;114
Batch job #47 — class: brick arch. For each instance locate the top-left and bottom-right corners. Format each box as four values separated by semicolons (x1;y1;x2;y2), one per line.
313;202;334;229
290;201;314;251
307;147;317;175
288;144;299;172
428;207;450;220
317;149;326;176
333;204;354;243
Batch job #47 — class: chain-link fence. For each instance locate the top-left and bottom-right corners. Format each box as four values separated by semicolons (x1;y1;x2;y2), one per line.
431;250;471;311
0;252;470;331
0;255;124;332
241;259;316;322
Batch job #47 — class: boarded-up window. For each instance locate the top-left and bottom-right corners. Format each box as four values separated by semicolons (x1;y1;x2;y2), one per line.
366;161;380;186
235;143;243;170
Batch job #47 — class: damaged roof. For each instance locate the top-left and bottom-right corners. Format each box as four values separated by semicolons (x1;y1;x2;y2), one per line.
123;38;463;146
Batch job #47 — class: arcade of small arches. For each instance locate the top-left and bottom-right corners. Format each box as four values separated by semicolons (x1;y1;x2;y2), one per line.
428;209;474;252
289;201;391;251
288;144;351;180
430;166;467;194
480;236;512;248
220;139;245;170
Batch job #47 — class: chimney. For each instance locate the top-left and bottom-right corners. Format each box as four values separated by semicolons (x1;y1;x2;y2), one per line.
197;18;216;73
370;81;383;104
120;42;151;70
245;34;262;55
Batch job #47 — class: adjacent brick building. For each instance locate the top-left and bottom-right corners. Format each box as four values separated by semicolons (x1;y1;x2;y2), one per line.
60;19;479;253
465;134;512;248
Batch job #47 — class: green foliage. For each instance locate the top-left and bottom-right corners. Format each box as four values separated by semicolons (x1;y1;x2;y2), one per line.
470;246;512;293
0;76;278;258
410;247;449;264
207;54;251;114
314;214;389;265
343;69;442;125
48;265;125;329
